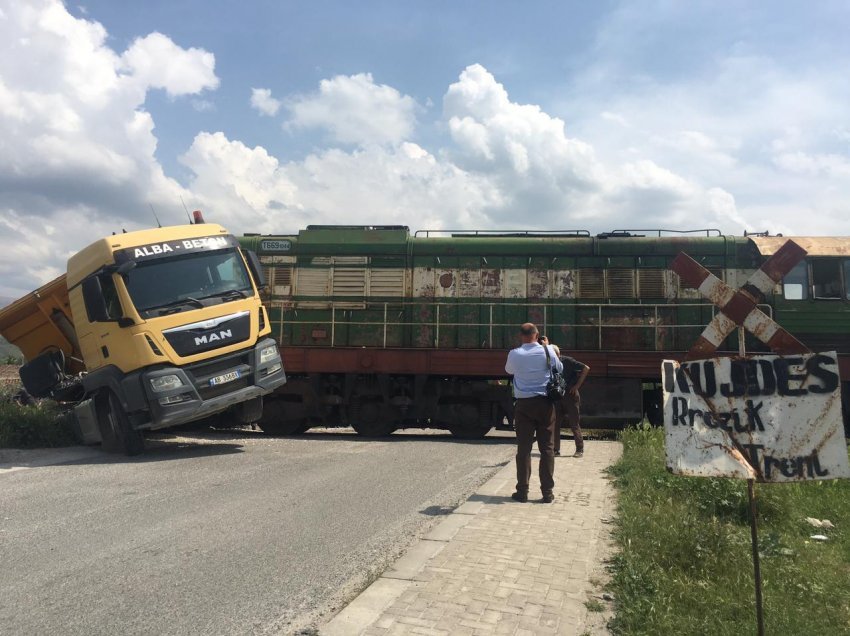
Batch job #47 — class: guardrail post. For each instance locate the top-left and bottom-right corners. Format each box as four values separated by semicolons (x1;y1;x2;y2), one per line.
489;304;493;348
331;305;335;346
598;305;602;350
383;302;388;348
654;305;659;351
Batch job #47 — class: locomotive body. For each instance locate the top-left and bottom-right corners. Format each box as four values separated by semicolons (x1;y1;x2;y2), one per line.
240;227;850;437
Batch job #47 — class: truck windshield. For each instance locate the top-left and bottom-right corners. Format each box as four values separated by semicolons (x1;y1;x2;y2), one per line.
124;248;254;317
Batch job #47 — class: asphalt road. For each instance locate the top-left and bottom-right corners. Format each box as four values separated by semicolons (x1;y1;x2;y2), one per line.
0;428;515;635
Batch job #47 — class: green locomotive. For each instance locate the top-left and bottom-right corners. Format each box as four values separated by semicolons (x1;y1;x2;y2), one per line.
240;227;850;437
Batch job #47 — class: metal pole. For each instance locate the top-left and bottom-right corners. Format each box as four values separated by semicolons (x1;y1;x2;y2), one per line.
748;479;765;636
435;304;440;348
654;305;659;351
739;325;764;636
383;302;388;349
598;305;602;350
489;304;493;348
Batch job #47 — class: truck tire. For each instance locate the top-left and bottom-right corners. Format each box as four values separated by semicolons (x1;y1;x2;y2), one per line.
96;391;144;456
236;396;264;424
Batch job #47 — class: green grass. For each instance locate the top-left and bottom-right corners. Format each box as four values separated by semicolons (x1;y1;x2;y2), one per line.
608;425;850;635
0;384;79;448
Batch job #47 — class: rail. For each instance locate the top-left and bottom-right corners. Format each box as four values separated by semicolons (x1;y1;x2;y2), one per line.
273;301;773;351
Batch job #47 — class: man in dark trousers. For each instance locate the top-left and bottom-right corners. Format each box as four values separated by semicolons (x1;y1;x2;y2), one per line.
504;323;563;503
550;343;590;458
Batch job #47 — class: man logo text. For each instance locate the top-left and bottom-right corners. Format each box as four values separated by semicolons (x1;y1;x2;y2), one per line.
195;330;232;346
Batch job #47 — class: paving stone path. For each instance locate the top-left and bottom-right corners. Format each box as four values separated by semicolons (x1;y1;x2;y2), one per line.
324;440;622;636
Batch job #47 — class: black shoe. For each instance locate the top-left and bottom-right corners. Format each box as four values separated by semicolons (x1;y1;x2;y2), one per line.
511;491;528;502
573;451;584;458
554;450;561;456
541;493;554;503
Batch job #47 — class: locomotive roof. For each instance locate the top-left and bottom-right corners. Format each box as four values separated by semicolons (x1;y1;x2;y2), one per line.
750;236;850;257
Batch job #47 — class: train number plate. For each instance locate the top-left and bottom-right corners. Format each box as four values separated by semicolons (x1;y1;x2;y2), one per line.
209;370;240;386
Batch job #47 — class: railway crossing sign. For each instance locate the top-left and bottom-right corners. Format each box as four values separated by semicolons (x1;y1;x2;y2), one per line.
670;239;809;359
664;238;850;636
666;238;849;483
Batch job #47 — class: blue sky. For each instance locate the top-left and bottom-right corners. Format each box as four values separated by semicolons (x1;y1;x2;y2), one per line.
1;0;850;296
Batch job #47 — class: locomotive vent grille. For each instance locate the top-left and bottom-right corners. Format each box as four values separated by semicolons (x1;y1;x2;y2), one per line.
262;266;275;289
369;268;405;297
607;268;635;298
331;256;367;309
578;269;605;299
297;257;331;297
638;269;665;298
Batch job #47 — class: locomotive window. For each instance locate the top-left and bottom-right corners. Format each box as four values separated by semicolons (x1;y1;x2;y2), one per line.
811;259;842;300
782;261;808;300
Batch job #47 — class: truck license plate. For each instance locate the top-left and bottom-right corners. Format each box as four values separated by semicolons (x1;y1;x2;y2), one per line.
209;370;240;386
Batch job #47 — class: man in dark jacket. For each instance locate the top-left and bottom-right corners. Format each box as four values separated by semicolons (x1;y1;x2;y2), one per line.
550;344;589;458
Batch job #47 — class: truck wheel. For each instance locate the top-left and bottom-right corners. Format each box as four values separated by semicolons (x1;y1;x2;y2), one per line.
96;391;144;456
449;425;492;440
236;396;264;424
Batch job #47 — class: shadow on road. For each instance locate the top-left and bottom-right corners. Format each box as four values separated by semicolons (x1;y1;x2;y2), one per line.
61;439;245;466
256;429;518;446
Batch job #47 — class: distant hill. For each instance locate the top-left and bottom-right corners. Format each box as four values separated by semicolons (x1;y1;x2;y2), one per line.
0;335;22;363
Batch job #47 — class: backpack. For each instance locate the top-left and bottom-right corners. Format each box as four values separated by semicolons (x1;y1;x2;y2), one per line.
543;345;566;402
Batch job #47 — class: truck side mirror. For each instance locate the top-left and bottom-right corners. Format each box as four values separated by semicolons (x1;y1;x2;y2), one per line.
82;276;110;322
244;250;266;288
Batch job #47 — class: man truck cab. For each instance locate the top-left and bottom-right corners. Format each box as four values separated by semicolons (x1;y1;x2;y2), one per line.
0;222;287;454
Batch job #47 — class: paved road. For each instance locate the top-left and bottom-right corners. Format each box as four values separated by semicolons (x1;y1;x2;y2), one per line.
0;428;515;635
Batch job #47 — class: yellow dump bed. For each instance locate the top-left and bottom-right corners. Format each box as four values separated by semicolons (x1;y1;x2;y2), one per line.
0;275;84;373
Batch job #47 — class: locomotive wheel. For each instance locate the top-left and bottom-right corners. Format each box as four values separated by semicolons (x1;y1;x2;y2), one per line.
96;391;144;456
643;389;663;427
350;401;395;437
258;399;309;436
449;425;492;440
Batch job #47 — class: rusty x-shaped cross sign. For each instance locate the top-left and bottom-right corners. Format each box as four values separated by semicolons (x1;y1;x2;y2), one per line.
671;240;811;359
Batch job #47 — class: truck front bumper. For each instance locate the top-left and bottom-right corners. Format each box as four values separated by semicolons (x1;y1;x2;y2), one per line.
141;338;286;430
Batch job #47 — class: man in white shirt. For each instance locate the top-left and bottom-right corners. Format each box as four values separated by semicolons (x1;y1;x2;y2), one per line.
504;323;563;503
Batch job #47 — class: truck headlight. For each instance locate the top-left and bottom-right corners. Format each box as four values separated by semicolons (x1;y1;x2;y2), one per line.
150;374;184;392
263;362;282;376
259;344;279;364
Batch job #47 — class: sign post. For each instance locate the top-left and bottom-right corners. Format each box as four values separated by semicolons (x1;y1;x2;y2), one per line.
666;241;850;635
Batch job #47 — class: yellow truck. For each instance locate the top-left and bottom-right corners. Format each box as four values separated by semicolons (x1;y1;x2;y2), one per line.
0;218;286;454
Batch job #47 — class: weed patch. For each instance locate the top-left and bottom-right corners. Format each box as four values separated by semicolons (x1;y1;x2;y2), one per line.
608;425;850;635
0;385;78;448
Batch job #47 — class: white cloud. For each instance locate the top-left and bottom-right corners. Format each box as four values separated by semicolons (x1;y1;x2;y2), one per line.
286;73;418;145
4;0;850;300
250;87;281;116
0;0;218;296
179;132;501;232
192;99;215;112
121;32;219;97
